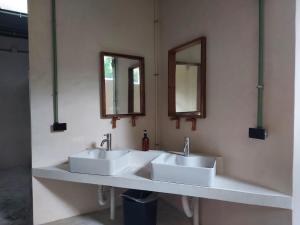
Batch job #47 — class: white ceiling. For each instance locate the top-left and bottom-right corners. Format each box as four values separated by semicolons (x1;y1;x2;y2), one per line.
0;0;27;13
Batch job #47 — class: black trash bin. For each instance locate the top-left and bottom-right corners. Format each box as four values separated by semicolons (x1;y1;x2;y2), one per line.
121;189;158;225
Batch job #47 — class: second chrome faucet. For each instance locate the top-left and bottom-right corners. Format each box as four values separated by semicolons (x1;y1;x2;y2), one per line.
101;133;112;151
183;137;190;157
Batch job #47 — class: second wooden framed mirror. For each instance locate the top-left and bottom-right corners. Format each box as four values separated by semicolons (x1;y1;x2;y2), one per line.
168;37;206;130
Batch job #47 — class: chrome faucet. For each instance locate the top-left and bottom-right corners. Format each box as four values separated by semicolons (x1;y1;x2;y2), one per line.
100;133;112;151
183;137;190;157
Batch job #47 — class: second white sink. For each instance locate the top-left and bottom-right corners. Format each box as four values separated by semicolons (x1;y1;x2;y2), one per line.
69;149;130;176
151;153;216;186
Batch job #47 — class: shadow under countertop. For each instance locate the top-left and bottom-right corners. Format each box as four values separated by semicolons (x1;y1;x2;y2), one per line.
43;199;190;225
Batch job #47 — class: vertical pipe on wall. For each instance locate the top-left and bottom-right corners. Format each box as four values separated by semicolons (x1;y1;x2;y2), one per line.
51;0;66;131
154;0;159;148
249;0;267;139
257;0;264;128
51;0;58;123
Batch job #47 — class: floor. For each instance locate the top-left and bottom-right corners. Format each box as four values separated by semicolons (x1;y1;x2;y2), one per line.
0;167;33;225
43;200;191;225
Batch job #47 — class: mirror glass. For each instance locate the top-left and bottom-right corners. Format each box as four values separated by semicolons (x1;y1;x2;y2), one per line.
100;52;145;117
168;37;206;118
175;44;201;112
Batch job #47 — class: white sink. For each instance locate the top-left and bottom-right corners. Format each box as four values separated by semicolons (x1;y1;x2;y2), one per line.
69;149;131;176
151;153;216;186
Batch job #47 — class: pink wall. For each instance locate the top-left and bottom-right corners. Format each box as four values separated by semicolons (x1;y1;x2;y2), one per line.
29;0;297;224
158;0;295;224
293;0;300;224
29;0;155;224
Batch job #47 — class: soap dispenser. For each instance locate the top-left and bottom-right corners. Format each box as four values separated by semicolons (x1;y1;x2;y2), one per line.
142;130;149;151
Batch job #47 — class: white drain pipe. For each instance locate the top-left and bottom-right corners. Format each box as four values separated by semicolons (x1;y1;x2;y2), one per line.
98;185;107;206
97;186;115;220
182;196;200;225
182;196;193;218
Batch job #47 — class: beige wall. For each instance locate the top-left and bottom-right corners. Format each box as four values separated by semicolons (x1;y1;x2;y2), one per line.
158;0;294;224
28;0;297;224
294;0;300;224
28;0;155;224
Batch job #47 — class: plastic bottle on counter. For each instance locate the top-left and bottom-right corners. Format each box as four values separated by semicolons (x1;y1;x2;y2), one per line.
142;130;149;151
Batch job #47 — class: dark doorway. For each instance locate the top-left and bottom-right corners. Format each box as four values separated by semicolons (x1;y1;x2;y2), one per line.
0;4;32;225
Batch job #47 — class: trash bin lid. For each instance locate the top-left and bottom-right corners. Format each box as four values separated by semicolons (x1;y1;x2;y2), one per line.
121;189;158;203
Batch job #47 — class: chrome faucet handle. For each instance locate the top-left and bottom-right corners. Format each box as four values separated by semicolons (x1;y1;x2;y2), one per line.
107;133;111;151
103;133;110;138
183;137;190;157
101;133;112;151
184;137;190;147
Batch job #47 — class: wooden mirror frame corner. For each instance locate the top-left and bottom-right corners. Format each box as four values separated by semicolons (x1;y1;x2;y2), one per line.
168;37;206;119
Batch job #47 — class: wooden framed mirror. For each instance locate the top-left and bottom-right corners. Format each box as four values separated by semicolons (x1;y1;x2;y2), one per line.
100;52;145;123
168;37;206;120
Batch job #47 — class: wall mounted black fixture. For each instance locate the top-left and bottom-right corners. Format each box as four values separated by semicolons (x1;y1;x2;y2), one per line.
51;0;67;132
249;0;267;140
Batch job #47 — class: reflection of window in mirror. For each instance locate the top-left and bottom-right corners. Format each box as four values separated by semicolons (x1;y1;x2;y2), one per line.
104;56;115;80
100;51;145;119
168;37;206;119
175;63;200;112
128;65;141;113
104;56;116;114
133;67;140;85
105;56;141;115
175;44;201;113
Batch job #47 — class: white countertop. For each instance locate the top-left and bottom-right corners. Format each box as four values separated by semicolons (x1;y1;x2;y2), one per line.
32;150;292;210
